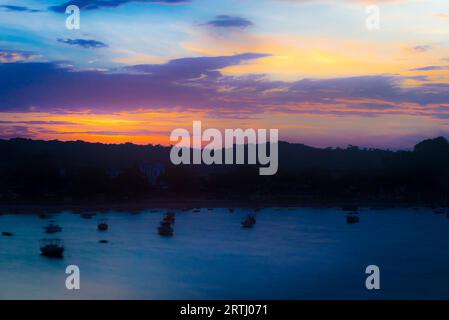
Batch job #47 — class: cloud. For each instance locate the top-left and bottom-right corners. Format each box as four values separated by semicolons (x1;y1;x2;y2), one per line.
410;65;449;71
0;120;74;125
281;0;412;3
0;5;40;12
1;54;449;120
124;53;269;79
411;45;431;53
204;15;253;28
0;53;269;112
57;38;108;49
0;126;34;139
0;50;38;63
49;0;189;13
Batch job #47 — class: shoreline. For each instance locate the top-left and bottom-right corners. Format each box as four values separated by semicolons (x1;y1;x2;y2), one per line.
0;198;435;214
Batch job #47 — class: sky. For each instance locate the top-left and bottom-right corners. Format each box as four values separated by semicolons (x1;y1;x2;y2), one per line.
0;0;449;149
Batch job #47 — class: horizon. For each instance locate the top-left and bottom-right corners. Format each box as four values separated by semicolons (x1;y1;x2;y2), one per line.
3;134;448;152
1;1;449;148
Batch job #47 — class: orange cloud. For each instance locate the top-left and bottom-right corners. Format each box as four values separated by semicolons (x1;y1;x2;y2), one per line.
183;30;448;82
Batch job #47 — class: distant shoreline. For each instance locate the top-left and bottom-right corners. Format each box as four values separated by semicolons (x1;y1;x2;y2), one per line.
0;198;435;214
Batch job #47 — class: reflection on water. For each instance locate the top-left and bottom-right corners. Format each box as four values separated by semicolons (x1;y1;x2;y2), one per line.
1;207;449;299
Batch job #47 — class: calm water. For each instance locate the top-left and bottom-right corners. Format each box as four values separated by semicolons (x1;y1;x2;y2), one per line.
1;207;449;299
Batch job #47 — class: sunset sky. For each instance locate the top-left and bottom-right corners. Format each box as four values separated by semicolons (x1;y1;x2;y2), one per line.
1;0;449;148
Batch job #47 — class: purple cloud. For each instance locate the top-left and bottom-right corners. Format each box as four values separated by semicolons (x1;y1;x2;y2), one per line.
125;53;268;79
0;49;38;62
0;53;269;112
57;38;108;49
411;45;431;52
0;126;35;139
0;120;75;125
1;54;449;120
0;5;40;13
49;0;189;12
410;65;449;71
205;15;253;28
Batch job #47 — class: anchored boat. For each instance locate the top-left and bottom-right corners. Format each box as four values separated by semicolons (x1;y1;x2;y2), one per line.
44;222;62;234
158;221;174;236
97;221;108;231
241;215;256;228
346;215;360;224
40;239;64;258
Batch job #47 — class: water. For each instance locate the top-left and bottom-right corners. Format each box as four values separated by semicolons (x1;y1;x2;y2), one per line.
1;207;449;299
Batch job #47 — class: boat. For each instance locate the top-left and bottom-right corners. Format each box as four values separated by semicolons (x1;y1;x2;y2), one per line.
228;208;235;213
158;221;174;236
99;239;109;244
1;231;13;236
44;223;62;234
163;212;175;225
97;221;108;231
346;215;360;224
192;208;201;213
434;208;445;214
40;239;64;258
241;215;256;228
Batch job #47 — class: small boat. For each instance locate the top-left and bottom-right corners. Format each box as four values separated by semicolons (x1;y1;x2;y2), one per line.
2;231;13;236
44;223;62;234
207;208;213;211
228;208;235;213
150;209;159;213
434;208;445;214
192;208;201;213
254;208;262;212
40;239;64;258
99;239;109;244
346;215;360;224
97;221;108;231
163;213;175;225
241;215;256;228
158;221;174;236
